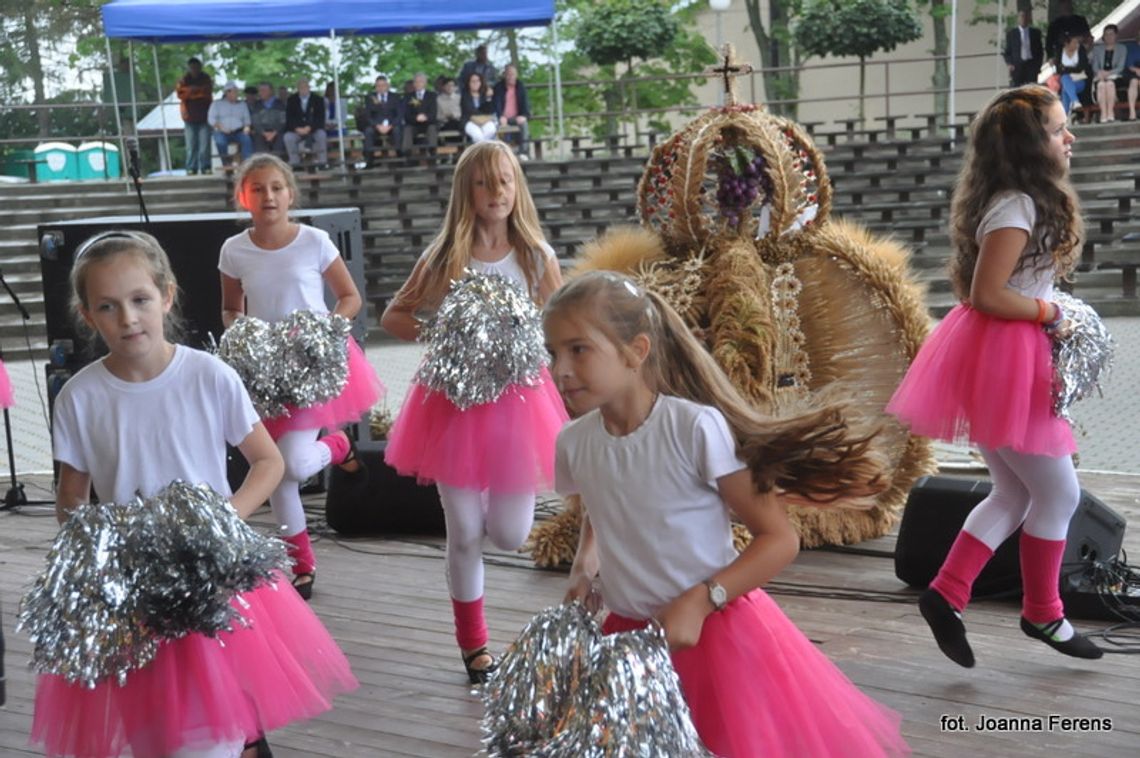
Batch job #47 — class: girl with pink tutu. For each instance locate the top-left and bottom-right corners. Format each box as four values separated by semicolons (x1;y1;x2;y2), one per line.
0;358;12;409
887;85;1102;666
545;267;908;758
220;154;384;600
381;141;568;683
38;230;357;758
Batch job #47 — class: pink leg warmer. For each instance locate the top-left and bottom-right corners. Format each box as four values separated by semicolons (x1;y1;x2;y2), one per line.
929;530;994;612
1020;532;1066;623
452;596;489;651
282;530;316;575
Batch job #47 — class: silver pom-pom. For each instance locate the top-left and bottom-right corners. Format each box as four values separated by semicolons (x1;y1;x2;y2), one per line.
131;481;291;639
18;482;290;688
481;604;714;757
1050;292;1114;422
218;310;352;417
415;271;547;410
17;501;157;688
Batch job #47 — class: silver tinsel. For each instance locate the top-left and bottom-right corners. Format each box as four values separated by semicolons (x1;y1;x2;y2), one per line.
18;481;290;688
415;271;547;410
1050;292;1114;422
481;604;715;757
218;310;352;418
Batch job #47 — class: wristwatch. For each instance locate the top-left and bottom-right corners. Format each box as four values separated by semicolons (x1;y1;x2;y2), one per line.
704;579;728;611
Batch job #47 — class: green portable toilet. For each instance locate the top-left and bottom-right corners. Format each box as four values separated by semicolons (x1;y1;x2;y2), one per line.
1;148;36;179
34;142;79;182
77;141;121;180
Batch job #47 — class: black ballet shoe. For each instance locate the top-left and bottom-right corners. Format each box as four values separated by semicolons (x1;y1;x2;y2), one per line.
1019;617;1103;659
462;646;497;685
243;736;273;758
291;571;315;601
919;589;976;668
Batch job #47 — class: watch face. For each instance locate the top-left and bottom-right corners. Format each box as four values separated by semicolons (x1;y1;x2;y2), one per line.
709;583;727;608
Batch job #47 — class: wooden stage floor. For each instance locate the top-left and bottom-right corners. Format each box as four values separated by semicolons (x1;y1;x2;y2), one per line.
2;470;1139;757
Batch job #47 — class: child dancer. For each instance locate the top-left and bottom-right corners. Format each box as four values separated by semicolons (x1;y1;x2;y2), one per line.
381;141;567;683
546;267;908;758
887;85;1102;667
36;230;357;758
220;154;383;600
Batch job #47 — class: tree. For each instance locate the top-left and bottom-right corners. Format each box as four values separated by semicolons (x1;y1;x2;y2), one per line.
743;0;806;119
575;0;679;137
794;0;924;122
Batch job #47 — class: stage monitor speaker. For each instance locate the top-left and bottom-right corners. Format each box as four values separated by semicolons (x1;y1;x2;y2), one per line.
895;475;1126;598
37;208;366;369
325;442;446;536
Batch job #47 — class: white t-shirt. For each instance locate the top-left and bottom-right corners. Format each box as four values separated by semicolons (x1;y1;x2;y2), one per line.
52;346;260;504
555;395;745;619
424;242;557;298
218;224;340;322
976;191;1055;300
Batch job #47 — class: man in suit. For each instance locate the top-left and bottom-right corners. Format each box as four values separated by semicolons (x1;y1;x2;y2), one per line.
401;72;439;154
363;75;403;167
1004;9;1044;87
284;77;329;168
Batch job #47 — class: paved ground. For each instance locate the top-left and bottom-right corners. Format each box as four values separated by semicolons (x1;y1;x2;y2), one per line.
1;318;1136;483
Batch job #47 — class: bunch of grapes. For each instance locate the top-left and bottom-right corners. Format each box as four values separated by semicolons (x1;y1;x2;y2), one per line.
714;147;770;229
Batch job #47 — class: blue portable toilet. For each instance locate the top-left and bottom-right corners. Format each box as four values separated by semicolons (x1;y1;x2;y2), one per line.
77;141;121;180
34;142;79;182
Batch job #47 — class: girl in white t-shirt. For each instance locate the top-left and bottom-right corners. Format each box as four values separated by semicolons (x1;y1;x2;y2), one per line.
220;154;384;600
381;141;568;683
888;85;1102;666
544;267;906;758
37;231;357;758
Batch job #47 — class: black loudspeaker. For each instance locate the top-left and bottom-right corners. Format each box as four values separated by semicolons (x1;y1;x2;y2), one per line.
325;441;446;536
895;475;1126;598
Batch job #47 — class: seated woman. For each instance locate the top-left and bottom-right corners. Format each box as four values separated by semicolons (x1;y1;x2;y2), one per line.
1091;24;1126;123
460;72;497;144
1056;32;1093;119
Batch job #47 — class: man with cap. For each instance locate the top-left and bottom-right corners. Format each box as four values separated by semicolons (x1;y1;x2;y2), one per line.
175;56;214;174
209;81;253;166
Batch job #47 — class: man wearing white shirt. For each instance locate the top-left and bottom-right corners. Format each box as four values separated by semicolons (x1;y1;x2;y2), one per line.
1004;9;1044;87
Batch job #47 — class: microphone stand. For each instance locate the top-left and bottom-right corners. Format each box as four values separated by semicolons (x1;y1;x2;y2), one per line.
0;269;31;509
127;139;150;224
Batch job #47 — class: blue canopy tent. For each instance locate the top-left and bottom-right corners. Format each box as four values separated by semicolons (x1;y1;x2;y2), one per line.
99;0;561;170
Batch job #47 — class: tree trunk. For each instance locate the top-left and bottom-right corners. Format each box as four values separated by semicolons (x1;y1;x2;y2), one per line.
858;56;866;123
743;0;801;119
929;0;950;127
506;29;520;68
22;4;50;137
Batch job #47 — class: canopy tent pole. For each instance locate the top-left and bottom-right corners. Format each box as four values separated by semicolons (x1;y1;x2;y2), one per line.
948;0;958;143
996;0;1004;88
152;43;172;171
551;14;565;158
104;36;130;184
331;29;346;173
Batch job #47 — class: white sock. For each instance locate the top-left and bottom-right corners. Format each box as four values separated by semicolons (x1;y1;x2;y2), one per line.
1035;618;1075;641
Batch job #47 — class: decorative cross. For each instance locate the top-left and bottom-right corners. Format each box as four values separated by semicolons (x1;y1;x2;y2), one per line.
706;43;753;107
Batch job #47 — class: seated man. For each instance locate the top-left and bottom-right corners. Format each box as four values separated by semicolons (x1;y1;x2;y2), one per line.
284;77;329;168
492;64;531;160
208;81;253;165
362;75;403;167
250;82;287;157
401;72;438;154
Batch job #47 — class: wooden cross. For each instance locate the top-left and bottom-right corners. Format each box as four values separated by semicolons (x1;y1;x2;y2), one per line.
706;43;753;107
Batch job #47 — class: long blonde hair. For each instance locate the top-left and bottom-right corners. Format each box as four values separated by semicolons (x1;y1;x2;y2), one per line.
400;141;547;308
545;270;884;502
948;85;1083;299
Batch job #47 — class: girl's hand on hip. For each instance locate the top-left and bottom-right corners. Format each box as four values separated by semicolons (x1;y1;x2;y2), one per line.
658;585;712;651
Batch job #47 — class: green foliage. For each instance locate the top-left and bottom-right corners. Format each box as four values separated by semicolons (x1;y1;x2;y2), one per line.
968;0;1119;31
795;0;923;61
576;0;678;68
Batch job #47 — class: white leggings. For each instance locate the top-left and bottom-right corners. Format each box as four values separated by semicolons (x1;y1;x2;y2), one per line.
437;483;536;601
964;446;1081;550
269;429;331;536
465;120;498;143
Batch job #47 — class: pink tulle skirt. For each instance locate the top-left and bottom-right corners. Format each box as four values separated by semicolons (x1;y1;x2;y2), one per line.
887;303;1075;457
384;367;568;494
31;574;358;758
0;359;11;409
263;338;384;439
603;590;909;758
